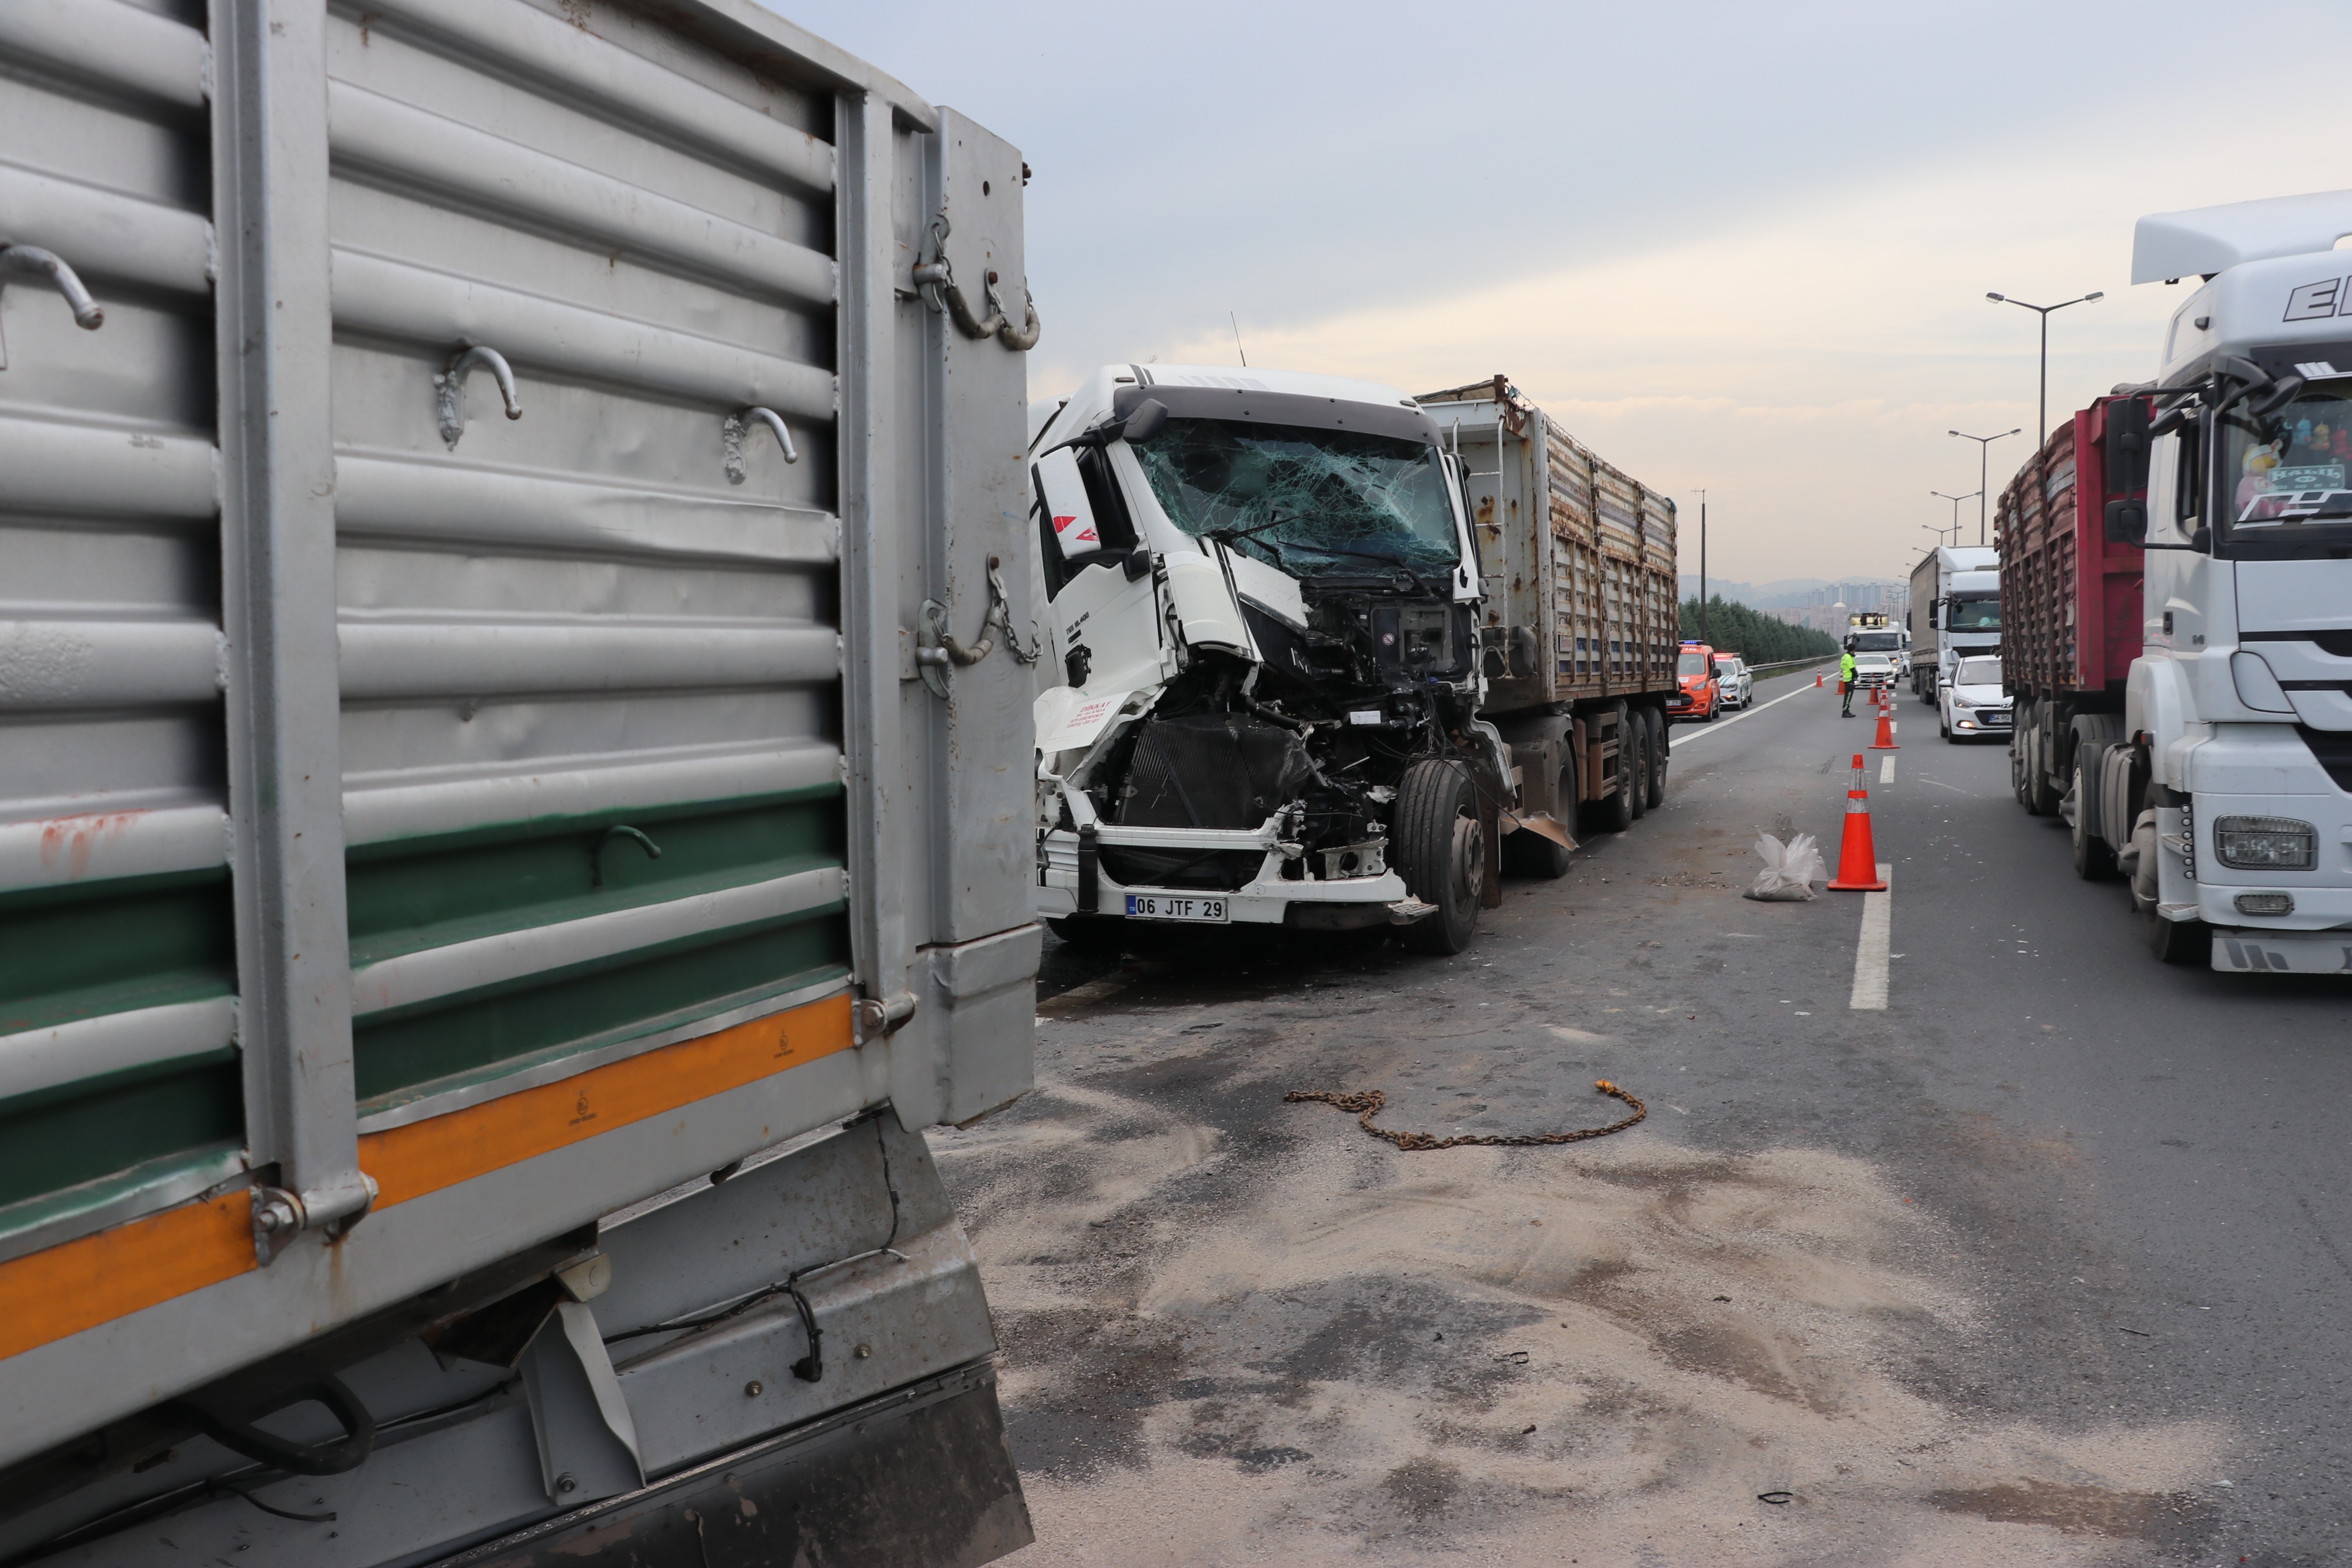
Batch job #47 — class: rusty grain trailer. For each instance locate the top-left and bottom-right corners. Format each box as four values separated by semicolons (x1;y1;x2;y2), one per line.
1998;398;2148;823
1416;377;1681;864
0;2;1043;1562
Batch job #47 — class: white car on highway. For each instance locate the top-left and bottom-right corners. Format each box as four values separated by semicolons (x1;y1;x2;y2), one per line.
1851;652;1896;690
1711;652;1752;709
1939;654;2011;742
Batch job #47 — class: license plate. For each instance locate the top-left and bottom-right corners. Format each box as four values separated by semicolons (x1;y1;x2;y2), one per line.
1985;712;2011;726
1126;894;1229;923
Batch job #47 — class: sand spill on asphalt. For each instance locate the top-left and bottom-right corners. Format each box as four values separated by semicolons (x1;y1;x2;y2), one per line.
933;1070;2223;1566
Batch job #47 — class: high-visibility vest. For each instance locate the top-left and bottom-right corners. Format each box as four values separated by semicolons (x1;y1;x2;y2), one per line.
1839;652;1856;682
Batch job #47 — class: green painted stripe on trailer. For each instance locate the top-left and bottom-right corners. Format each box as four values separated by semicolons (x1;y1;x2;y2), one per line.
345;788;844;942
0;1047;241;1211
345;852;841;969
0;1141;245;1259
0;869;237;1037
351;906;849;1101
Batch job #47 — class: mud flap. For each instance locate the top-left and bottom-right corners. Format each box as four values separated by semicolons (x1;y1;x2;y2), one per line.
436;1358;1031;1568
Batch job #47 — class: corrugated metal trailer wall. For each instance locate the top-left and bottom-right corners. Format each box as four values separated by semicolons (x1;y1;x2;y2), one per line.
1416;383;1678;711
0;0;1037;1469
1999;417;2080;694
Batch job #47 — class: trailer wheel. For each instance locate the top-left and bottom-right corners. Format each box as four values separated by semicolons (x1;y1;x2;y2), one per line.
2070;761;2116;880
1642;705;1667;809
1628;718;1651;821
2017;704;2060;815
1584;704;1636;835
1396;759;1482;954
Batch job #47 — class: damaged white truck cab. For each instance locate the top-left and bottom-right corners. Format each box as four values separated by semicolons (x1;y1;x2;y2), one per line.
1028;366;1508;953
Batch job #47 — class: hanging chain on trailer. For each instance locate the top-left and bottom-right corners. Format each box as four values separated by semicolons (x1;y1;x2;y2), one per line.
1283;1080;1645;1152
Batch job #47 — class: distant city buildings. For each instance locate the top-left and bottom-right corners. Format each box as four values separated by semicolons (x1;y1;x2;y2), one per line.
1788;581;1905;635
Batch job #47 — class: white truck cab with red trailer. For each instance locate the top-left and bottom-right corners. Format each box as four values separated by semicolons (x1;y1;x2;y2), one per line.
2023;190;2352;971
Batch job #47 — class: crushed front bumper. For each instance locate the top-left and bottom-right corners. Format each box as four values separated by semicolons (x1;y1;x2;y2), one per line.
1036;825;1411;926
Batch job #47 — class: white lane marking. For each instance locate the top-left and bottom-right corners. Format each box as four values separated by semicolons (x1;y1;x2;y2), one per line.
1850;863;1893;1011
1914;776;1972;795
1668;676;1824;744
1879;756;1895;785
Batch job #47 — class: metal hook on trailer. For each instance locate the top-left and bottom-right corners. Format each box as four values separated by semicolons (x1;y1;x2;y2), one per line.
723;405;798;483
0;244;103;370
910;210;1041;351
435;343;522;447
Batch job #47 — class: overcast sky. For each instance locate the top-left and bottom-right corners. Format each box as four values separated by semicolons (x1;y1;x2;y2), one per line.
775;1;2352;585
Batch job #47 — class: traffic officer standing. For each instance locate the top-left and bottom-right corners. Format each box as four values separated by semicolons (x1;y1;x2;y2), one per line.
1838;639;1857;717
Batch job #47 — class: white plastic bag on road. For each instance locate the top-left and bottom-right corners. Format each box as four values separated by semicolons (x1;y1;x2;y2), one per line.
1743;832;1824;901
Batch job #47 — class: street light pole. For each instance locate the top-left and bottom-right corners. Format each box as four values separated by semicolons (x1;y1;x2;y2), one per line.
1949;427;2021;547
1931;489;1981;544
1987;291;2104;451
1696;489;1707;646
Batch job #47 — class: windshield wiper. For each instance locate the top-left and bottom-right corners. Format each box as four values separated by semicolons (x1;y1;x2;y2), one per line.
1204;514;1294;570
1293;543;1451;593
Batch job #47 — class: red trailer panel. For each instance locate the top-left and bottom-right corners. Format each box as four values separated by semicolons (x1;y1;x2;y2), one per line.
1999;398;2147;701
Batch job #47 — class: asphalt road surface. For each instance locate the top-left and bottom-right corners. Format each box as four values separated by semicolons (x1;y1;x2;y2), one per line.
932;667;2352;1566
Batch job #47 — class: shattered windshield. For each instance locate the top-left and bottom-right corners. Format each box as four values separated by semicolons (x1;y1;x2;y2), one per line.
1128;419;1459;578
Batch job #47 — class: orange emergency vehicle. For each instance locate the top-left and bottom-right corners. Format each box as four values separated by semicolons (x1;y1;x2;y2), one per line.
1668;640;1721;723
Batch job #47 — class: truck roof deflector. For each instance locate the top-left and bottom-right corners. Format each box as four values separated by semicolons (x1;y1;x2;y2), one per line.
2132;188;2352;285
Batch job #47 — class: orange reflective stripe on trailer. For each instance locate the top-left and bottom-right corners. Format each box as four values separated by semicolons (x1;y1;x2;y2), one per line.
0;991;854;1360
362;991;854;1208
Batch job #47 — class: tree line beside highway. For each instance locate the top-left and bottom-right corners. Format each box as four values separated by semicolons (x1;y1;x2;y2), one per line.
1677;596;1840;664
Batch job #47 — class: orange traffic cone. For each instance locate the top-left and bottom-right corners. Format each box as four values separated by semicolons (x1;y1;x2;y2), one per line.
1868;690;1899;750
1827;753;1887;891
1815;669;1825;688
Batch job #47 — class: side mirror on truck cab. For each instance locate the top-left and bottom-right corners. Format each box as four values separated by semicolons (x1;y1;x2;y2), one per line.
1041;394;1168;458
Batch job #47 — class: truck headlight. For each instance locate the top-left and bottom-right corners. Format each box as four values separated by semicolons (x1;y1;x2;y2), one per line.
2235;891;2295;916
2213;815;2317;871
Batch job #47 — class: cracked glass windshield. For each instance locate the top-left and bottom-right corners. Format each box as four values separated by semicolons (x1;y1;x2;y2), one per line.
1129;419;1459;578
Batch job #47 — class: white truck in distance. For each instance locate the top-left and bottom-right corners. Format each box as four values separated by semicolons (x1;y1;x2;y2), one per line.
1026;367;1506;954
1910;545;2001;703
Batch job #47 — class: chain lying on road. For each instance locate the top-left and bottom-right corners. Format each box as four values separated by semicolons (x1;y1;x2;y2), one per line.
1283;1080;1646;1151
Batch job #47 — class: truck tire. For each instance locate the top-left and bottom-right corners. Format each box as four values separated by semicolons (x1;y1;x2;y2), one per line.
2018;704;2060;816
1585;704;1636;834
1628;717;1651;821
1396;759;1482;954
2128;781;2205;963
2070;761;2116;880
1504;834;1573;881
1047;915;1126;953
2147;906;2208;964
1642;705;1667;809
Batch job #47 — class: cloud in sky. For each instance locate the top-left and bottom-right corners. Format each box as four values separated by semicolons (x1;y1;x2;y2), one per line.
773;0;2352;581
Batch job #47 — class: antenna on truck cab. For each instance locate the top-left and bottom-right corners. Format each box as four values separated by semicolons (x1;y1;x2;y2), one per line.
1229;312;1247;367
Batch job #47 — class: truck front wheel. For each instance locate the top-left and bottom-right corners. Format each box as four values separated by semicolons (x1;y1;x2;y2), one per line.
2070;762;2116;880
1396;759;1482;954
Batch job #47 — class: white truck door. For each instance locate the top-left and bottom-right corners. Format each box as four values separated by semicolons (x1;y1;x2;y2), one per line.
1035;449;1164;694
